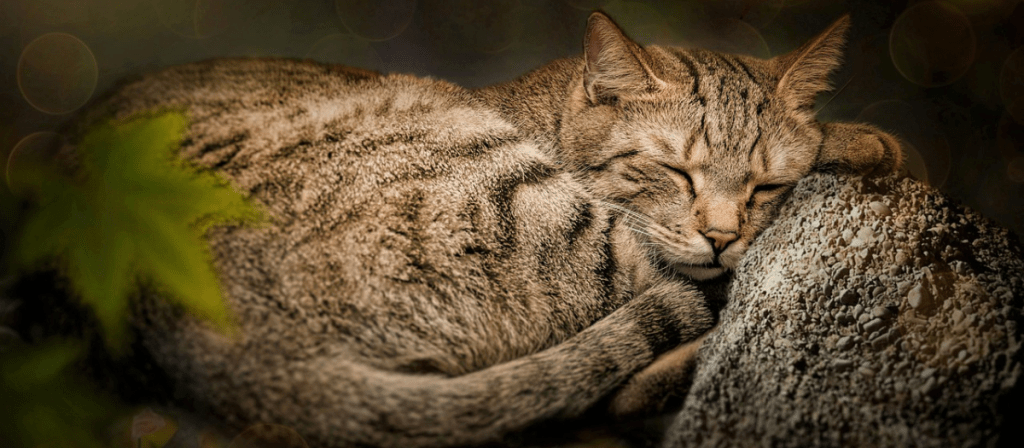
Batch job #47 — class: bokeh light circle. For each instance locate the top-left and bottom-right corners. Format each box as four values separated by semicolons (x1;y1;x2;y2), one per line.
335;0;417;42
999;46;1024;126
420;0;522;55
305;34;383;70
6;132;65;193
889;1;976;87
17;33;98;115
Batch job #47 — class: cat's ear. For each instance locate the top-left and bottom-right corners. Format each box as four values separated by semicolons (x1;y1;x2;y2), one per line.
583;11;665;105
774;15;850;110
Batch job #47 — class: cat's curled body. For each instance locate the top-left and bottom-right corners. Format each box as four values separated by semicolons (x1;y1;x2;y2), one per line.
71;13;901;448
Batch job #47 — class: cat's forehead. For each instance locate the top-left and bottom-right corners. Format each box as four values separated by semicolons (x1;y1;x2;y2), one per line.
615;47;816;176
622;88;769;158
653;47;773;102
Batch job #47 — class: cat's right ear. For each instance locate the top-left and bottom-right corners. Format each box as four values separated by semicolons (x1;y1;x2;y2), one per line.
583;11;665;105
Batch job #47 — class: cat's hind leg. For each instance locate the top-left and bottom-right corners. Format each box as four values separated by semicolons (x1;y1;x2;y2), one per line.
606;330;711;417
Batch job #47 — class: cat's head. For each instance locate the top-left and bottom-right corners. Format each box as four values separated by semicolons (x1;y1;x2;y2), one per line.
559;12;853;280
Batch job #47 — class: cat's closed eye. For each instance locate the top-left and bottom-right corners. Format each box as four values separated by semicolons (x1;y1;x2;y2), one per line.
752;184;785;194
659;163;695;195
748;184;787;205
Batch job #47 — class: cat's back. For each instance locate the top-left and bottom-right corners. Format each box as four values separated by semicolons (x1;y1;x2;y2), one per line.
77;57;510;175
78;58;624;379
77;57;535;235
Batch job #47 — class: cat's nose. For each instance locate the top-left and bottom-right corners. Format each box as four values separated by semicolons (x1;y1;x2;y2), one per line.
702;229;738;252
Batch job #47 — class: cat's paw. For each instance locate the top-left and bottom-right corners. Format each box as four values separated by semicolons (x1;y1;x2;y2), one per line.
853;129;905;177
817;122;905;177
621;282;714;355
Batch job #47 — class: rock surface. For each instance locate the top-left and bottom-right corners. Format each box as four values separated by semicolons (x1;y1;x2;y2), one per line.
665;174;1024;447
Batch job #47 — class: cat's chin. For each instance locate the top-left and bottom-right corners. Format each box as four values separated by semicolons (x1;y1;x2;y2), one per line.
674;264;728;281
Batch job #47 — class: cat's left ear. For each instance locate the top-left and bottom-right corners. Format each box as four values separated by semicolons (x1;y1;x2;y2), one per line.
773;15;850;110
583;11;666;105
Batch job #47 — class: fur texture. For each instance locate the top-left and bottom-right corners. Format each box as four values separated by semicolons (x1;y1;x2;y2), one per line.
60;12;902;447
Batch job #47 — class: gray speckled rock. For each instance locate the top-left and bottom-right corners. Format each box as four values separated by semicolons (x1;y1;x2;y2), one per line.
665;173;1024;448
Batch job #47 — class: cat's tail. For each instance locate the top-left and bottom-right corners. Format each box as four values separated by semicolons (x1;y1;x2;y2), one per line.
174;282;710;448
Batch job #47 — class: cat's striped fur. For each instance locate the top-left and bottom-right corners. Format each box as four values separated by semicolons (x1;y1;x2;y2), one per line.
67;12;901;448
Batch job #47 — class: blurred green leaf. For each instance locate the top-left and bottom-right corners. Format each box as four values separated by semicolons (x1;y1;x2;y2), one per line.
3;342;80;388
0;342;115;448
13;112;262;347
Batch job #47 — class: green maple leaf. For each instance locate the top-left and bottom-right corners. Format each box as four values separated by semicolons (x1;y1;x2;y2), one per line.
14;112;261;347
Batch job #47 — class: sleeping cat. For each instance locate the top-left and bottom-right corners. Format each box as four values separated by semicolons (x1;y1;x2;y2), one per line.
62;11;900;448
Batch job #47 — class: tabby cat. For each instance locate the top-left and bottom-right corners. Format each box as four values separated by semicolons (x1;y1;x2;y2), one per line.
65;11;900;448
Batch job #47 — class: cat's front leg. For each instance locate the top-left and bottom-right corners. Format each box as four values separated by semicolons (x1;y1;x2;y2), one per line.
616;281;716;358
816;122;905;177
596;281;716;417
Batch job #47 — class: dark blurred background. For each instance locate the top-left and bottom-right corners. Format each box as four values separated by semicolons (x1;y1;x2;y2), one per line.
1;0;1022;237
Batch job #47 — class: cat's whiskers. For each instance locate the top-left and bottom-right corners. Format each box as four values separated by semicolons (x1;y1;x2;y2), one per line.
625;225;654;238
653;257;680;278
599;201;650;223
598;201;667;233
624;224;666;245
626;222;674;245
630;226;685;264
597;200;691;259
